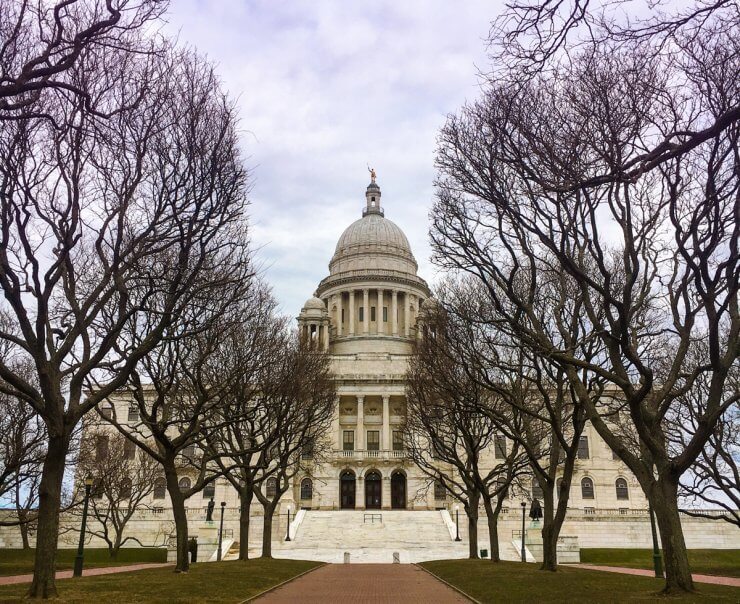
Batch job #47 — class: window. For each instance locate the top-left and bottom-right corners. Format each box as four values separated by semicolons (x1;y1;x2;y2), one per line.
359;307;364;322
153;477;166;499
100;404;113;420
120;478;132;499
434;479;447;500
392;431;403;451
127;406;139;422
178;477;191;493
383;307;388;322
95;435;109;461
341;308;345;323
367;431;380;451
577;436;590;459
300;478;313;500
371;306;376;321
123;439;136;461
495;476;508;498
581;477;594;499
266;478;277;499
203;482;216;499
343;431;354;451
532;477;543;499
181;444;196;460
615;478;629;500
494;435;506;459
302;438;314;460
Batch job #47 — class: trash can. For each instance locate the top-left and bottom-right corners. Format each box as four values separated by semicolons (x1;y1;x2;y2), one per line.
480;549;488;559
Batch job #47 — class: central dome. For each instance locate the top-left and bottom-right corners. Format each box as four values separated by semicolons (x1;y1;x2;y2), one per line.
334;213;412;257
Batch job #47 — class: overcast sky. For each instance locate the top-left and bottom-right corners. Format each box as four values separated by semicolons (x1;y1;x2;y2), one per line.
164;1;498;317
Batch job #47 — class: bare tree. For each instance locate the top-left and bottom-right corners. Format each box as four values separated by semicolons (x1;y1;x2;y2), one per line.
432;27;739;592
250;337;335;559
0;38;250;595
71;428;159;558
0;0;166;119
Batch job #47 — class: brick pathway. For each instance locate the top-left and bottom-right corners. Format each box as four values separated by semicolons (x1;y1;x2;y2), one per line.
576;564;740;587
253;564;470;603
0;562;173;586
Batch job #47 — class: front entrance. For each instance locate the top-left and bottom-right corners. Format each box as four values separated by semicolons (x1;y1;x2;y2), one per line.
365;471;382;509
391;472;406;509
340;470;356;509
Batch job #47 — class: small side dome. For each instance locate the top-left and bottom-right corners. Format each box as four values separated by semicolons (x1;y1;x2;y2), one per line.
303;296;326;311
299;296;328;320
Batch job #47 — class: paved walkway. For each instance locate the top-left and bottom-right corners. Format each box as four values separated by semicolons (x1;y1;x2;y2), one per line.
253;564;470;603
576;564;740;587
0;562;173;586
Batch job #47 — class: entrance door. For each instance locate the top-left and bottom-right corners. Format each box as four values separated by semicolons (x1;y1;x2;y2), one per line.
391;472;406;509
365;471;382;509
340;471;356;509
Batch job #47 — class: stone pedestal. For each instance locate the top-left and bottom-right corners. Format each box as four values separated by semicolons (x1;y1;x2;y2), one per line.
525;522;543;563
196;522;220;562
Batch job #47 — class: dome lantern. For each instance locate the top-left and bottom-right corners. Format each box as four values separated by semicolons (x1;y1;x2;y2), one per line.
364;180;383;217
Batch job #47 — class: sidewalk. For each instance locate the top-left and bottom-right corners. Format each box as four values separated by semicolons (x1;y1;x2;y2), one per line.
253;564;471;603
0;562;173;586
575;564;740;587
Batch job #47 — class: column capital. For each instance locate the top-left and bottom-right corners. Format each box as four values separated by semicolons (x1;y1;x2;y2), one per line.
382;395;390;403
357;395;365;404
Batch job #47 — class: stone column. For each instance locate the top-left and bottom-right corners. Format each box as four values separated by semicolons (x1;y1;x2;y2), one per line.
392;290;398;336
357;476;365;510
377;289;384;334
322;323;329;350
356;396;364;451
382;476;391;510
332;398;341;451
363;288;369;334
336;293;343;337
349;290;355;335
382;395;390;451
404;291;411;337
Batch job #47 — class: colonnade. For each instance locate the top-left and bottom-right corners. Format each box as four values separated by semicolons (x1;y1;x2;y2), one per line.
327;288;420;338
299;322;329;350
331;395;397;452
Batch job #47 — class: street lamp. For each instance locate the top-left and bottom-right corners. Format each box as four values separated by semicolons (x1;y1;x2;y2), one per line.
286;504;292;542
73;475;94;577
217;501;226;561
648;503;664;578
520;501;527;562
454;505;461;541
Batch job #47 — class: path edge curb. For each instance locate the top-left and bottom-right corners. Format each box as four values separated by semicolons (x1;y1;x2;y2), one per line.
239;561;327;603
415;563;482;604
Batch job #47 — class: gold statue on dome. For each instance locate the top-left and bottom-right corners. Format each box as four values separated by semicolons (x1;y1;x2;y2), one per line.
368;165;377;183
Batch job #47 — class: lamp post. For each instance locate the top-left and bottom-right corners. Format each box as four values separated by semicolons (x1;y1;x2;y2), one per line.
648;503;664;578
454;505;461;541
73;475;94;577
217;501;226;561
286;504;292;541
520;501;526;562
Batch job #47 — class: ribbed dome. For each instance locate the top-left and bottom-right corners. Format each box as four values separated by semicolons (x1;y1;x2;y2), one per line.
303;296;326;310
335;214;411;255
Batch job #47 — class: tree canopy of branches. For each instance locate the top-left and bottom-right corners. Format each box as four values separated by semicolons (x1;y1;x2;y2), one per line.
433;5;739;592
0;25;251;596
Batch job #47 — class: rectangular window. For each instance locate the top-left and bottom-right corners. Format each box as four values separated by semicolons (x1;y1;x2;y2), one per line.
359;307;364;322
383;307;388;322
367;430;380;451
494;435;506;459
577;436;590;459
123;439;136;461
341;308;345;323
434;480;447;500
95;435;109;461
127;406;139;422
392;431;403;451
370;306;376;321
343;431;354;451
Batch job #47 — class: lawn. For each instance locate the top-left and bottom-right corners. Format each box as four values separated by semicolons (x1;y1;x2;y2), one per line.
421;559;740;603
0;547;167;576
580;549;740;578
0;558;322;603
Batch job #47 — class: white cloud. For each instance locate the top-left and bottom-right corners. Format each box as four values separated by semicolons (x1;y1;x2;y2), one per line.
164;0;498;315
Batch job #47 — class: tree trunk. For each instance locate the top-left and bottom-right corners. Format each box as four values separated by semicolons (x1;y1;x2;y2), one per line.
18;513;30;550
540;486;559;571
466;492;480;559
239;491;253;560
28;434;69;599
482;496;500;562
652;478;694;593
165;467;189;573
261;503;274;559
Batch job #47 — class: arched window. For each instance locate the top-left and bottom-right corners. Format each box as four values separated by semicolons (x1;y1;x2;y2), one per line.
532;477;543;500
203;482;216;499
120;478;132;500
615;478;629;500
178;477;191;493
153;477;166;499
300;478;313;500
266;477;277;499
581;477;594;499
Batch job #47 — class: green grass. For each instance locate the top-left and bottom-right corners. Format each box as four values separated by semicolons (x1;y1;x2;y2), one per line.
0;548;167;576
0;558;322;603
421;559;740;603
580;549;740;578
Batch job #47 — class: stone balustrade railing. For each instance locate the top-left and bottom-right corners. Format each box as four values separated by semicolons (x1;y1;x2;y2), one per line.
336;449;406;461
